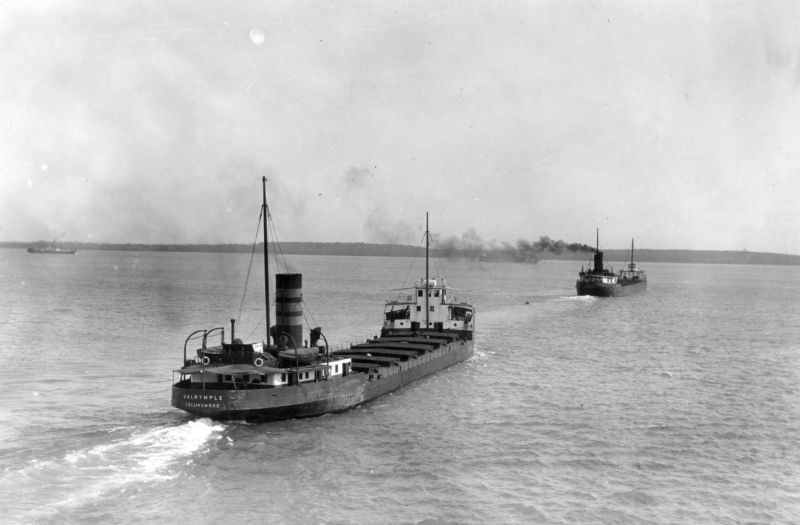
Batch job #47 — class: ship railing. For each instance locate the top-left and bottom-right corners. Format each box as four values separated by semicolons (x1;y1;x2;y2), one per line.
386;294;416;304
324;336;372;353
182;327;224;364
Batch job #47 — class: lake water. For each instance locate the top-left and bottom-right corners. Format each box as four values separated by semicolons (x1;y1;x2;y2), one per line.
1;248;798;524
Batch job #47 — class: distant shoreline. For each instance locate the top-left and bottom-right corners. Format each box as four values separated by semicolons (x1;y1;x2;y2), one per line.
4;241;800;266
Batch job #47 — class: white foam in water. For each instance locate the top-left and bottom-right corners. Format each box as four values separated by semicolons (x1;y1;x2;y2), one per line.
559;294;596;301
44;419;225;513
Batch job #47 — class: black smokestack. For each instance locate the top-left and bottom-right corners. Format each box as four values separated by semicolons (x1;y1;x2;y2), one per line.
274;273;302;348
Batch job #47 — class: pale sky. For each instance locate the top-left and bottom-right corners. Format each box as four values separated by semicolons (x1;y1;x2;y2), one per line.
2;1;799;253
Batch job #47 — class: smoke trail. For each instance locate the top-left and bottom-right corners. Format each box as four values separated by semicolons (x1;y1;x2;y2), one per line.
435;228;485;259
434;232;594;261
532;236;593;255
363;209;415;244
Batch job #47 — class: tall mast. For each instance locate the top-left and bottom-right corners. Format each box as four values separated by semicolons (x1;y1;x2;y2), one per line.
262;177;270;343
425;212;429;329
596;228;599;252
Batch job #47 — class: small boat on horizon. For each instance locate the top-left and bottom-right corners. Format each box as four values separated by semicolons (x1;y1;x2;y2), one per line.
576;231;647;297
26;241;76;255
171;177;476;422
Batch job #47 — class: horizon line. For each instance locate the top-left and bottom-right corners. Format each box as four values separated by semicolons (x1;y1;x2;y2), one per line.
3;240;800;258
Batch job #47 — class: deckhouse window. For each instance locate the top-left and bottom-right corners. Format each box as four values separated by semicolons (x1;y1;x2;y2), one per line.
416;306;421;312
417;290;423;297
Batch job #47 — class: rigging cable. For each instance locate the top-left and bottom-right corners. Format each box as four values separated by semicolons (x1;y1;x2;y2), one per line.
266;207;291;274
397;230;426;290
264;211;322;337
428;231;450;284
236;205;264;329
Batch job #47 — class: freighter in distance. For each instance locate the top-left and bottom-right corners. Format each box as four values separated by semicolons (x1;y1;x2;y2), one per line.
26;241;76;254
576;231;647;297
171;177;475;422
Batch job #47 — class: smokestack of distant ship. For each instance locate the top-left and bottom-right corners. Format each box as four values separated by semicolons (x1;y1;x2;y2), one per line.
594;250;604;273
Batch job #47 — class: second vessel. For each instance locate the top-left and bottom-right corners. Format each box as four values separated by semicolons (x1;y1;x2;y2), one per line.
576;232;647;297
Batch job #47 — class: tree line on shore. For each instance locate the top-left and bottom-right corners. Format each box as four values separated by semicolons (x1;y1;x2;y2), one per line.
4;240;800;265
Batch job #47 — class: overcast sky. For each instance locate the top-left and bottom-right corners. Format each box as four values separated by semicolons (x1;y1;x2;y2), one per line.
2;1;799;253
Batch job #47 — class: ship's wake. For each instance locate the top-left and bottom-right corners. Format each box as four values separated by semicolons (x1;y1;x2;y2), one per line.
558;294;597;302
3;418;225;521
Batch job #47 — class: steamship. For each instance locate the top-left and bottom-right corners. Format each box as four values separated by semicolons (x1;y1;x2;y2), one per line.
576;232;647;297
27;241;76;254
171;178;475;422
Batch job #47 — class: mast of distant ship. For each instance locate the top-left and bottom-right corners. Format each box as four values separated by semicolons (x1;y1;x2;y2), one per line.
425;212;429;329
262;176;270;344
630;238;634;268
594;227;602;273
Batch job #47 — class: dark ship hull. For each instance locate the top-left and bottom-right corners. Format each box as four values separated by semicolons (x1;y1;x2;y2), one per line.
617;277;647;295
577;279;647;297
576;280;617;297
171;335;472;421
27;248;76;254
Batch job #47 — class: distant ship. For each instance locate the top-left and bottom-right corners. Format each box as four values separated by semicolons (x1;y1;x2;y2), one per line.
26;241;76;255
576;232;647;297
171;177;475;422
617;239;647;291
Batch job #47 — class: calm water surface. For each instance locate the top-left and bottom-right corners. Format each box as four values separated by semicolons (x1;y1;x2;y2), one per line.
1;249;798;524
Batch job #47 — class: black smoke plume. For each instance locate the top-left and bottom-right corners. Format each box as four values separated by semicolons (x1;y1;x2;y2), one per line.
433;232;594;261
532;236;594;255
